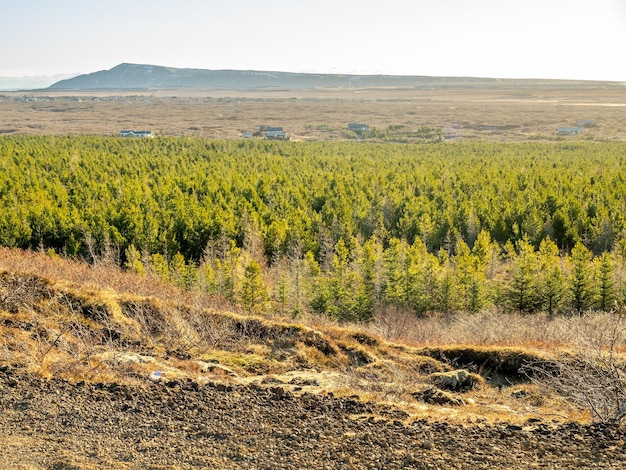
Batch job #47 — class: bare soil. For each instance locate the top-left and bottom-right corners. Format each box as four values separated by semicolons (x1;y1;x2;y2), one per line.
2;365;625;469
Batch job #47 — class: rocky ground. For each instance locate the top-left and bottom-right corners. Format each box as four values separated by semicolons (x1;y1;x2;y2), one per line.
1;366;625;469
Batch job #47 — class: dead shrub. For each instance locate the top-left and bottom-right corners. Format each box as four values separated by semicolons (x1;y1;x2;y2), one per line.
0;271;54;313
371;304;416;341
523;312;626;424
121;300;169;340
186;309;238;351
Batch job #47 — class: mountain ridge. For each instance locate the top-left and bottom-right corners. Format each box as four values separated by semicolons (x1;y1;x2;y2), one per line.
46;63;617;91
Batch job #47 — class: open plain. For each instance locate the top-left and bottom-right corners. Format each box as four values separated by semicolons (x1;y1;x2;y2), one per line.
2;83;626;142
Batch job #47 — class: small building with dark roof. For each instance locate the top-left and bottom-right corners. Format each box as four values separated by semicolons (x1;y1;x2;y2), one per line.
556;127;583;136
120;130;154;138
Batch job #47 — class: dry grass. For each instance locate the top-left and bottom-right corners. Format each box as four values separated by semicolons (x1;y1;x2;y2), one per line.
1;247;624;424
0;247;219;312
368;305;626;352
1;86;625;141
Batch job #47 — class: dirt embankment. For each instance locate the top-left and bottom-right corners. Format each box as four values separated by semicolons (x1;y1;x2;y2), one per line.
1;366;625;470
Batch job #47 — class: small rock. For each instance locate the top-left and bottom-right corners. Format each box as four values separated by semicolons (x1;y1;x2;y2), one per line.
422;439;434;450
413;387;465;406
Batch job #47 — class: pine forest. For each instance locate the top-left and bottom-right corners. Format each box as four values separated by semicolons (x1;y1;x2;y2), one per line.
3;135;626;320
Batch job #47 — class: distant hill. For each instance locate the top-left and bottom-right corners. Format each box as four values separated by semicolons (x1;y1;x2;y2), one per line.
0;73;79;91
46;63;487;90
46;63;614;91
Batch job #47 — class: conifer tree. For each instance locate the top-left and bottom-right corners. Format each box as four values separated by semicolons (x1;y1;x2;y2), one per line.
613;238;626;311
506;239;540;314
148;253;170;280
595;252;616;311
361;236;383;304
407;239;440;315
287;239;305;317
198;259;217;294
170;252;197;290
569;241;595;314
455;239;485;313
124;244;145;275
209;238;240;301
537;238;565;317
274;271;290;315
435;249;458;315
240;259;269;314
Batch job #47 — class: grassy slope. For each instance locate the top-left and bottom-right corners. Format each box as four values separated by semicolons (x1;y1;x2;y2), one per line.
0;247;595;424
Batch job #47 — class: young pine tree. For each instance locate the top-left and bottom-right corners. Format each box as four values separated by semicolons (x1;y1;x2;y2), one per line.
595;252;616;312
537;238;565;317
240;259;269;314
170;252;197;290
568;241;595;315
435;249;459;315
455;239;486;313
382;238;410;307
506;239;541;314
124;244;145;275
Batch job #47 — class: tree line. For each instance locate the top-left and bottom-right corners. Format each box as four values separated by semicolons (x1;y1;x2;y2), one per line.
124;230;626;321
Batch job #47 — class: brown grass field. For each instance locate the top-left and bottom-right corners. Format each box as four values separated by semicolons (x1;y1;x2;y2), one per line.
0;246;622;425
1;83;626;141
0;248;582;419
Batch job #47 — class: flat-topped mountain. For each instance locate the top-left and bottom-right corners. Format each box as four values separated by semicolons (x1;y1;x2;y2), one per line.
47;63;614;91
46;63;488;90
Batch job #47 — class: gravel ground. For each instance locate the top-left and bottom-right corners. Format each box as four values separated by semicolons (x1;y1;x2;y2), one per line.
1;366;625;469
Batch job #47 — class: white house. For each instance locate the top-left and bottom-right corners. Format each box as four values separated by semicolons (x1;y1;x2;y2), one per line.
556;127;583;136
120;130;154;138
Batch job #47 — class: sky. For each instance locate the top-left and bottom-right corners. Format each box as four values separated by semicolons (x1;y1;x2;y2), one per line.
1;0;626;85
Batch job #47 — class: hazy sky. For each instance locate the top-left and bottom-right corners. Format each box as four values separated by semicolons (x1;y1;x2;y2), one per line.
2;0;625;81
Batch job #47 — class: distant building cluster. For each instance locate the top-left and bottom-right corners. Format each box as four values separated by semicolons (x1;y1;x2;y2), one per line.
244;125;290;140
113;118;599;142
556;127;584;136
242;123;376;141
119;130;154;138
556;119;597;136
